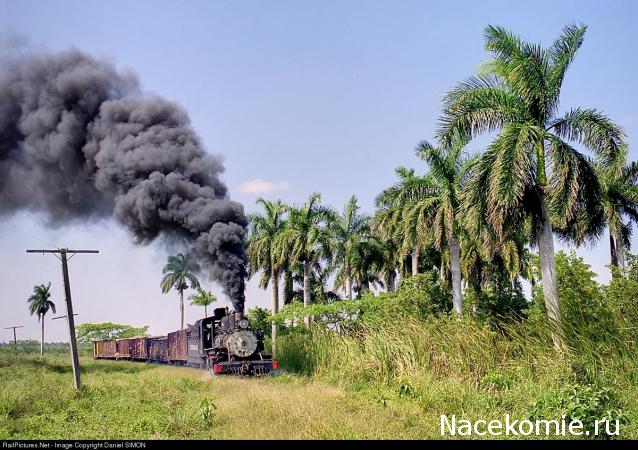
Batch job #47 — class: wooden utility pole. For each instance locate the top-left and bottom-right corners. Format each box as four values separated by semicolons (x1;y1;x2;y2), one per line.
4;325;24;354
26;248;98;390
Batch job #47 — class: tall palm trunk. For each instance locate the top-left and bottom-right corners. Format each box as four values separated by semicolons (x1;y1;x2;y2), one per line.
538;196;563;348
303;262;311;326
610;232;619;268
450;234;462;316
411;246;419;276
344;265;352;299
204;305;208;318
179;289;184;330
40;316;44;357
387;269;397;293
283;269;294;305
271;267;279;358
609;231;625;271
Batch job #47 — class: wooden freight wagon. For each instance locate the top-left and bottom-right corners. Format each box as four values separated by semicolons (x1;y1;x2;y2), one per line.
167;330;187;364
93;340;104;358
115;338;132;359
103;340;116;358
148;336;168;363
129;337;149;360
93;339;117;358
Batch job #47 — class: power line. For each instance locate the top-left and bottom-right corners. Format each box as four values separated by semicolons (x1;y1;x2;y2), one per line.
26;248;99;391
4;325;24;354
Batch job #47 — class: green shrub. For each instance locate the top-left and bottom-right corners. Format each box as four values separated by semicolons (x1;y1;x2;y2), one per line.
481;371;515;392
273;272;451;330
604;253;638;332
199;397;217;425
464;274;528;325
530;383;629;439
391;271;453;318
246;307;272;336
532;251;622;359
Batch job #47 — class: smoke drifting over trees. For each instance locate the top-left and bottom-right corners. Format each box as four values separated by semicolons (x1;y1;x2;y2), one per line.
0;50;248;311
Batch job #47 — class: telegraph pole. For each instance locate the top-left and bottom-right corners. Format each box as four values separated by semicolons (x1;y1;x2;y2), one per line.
26;248;98;390
4;325;24;354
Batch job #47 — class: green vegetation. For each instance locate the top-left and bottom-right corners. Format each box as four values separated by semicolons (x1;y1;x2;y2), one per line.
0;341;74;356
247;198;288;352
76;323;150;344
246;24;632;351
271;251;638;439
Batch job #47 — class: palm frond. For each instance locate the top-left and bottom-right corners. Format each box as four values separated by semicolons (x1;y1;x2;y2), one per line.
549;108;625;165
438;75;530;146
548;136;604;244
546;23;587;112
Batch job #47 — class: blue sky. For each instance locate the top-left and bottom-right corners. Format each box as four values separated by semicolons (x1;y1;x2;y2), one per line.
1;1;637;341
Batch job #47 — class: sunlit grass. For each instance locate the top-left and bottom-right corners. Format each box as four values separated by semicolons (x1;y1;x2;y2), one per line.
0;355;432;439
277;315;638;439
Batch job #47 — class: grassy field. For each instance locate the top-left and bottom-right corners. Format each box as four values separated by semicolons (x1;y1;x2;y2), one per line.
1;319;635;441
0;355;441;440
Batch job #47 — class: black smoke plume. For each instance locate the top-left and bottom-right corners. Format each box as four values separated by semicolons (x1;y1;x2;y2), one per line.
0;50;247;312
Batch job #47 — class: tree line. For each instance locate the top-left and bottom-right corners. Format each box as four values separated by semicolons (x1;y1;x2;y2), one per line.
246;23;635;348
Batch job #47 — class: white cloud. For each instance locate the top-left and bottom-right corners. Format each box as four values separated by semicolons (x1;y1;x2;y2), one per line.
238;179;290;195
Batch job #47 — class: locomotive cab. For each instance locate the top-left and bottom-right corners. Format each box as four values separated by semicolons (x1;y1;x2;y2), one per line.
200;307;229;350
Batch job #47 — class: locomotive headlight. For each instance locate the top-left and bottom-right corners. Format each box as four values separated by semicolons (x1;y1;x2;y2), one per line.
239;318;249;329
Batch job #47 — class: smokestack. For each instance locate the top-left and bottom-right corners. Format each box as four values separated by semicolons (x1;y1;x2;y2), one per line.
0;49;247;311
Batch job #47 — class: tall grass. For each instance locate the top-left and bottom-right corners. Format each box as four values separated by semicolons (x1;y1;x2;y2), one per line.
276;310;638;438
279;317;562;385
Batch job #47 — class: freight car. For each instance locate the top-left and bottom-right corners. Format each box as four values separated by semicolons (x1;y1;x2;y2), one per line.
92;307;277;376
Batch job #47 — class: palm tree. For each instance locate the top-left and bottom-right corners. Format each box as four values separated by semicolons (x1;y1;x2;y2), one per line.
275;193;334;324
376;140;472;316
331;195;375;299
438;24;624;340
160;253;201;330
247;198;287;353
348;239;387;296
375;236;401;293
292;260;341;303
596;145;638;269
27;282;55;356
412;139;473;315
189;288;217;317
375;167;432;276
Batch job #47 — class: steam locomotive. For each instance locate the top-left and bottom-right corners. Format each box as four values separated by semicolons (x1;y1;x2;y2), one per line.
92;307;277;376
